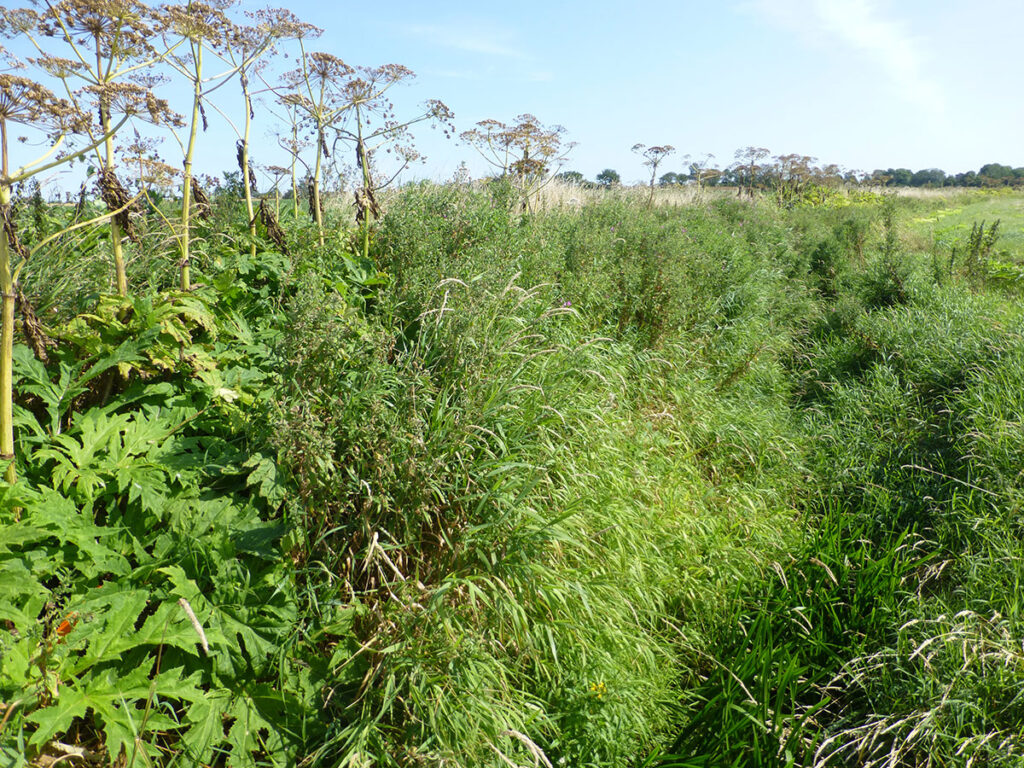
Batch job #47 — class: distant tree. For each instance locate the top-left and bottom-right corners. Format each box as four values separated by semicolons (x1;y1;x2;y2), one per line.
868;170;889;186
219;170;246;199
659;171;683;186
632;143;675;205
888;168;913;186
596;168;620;187
910;168;947;187
555;170;585;185
717;166;739;186
979;163;1014;185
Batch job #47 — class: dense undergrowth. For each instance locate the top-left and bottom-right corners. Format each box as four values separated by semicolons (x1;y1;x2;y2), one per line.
1;184;1023;767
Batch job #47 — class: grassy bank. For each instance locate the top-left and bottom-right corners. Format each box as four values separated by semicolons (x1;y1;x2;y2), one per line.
2;184;1023;766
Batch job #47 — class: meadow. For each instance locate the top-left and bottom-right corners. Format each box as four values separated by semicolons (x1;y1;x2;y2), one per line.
2;172;1023;768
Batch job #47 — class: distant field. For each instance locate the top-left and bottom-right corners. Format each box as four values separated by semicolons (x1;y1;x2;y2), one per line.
906;189;1024;261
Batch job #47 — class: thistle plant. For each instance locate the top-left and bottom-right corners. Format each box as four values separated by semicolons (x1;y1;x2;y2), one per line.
631;143;674;206
461;113;572;213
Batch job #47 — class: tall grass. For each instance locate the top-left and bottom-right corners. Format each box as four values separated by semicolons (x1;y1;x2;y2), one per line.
7;172;1024;766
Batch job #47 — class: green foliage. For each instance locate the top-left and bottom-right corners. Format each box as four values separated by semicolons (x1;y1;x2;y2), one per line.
8;178;1024;768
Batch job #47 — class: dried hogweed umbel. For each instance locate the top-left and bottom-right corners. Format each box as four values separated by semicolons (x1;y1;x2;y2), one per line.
96;167;141;243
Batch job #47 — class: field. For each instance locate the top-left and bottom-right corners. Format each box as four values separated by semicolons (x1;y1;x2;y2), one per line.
2;178;1024;767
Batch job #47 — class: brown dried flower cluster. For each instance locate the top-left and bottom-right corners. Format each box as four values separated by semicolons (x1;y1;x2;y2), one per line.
190;176;211;220
305;176;319;223
256;198;287;254
0;73;89;136
158;1;230;42
1;202;27;260
462;114;570;180
39;0;157;60
79;81;182;127
96;167;142;242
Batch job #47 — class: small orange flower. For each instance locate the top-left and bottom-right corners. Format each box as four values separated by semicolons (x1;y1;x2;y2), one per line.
55;613;78;638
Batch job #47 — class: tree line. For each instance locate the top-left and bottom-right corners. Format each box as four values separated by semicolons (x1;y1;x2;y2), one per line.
558;149;1024;190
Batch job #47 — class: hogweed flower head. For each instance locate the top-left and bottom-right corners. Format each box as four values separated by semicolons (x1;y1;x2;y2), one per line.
0;73;89;138
38;0;158;62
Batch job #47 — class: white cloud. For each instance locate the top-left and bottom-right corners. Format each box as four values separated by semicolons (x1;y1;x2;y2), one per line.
743;0;945;114
404;23;532;61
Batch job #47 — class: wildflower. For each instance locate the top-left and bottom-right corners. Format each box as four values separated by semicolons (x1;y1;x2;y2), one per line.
589;681;606;699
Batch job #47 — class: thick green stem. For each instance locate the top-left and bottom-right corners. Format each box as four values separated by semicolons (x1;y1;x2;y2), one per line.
290;120;299;220
105;122;127;296
180;44;203;291
312;125;324;247
98;37;127;297
0;181;14;485
357;110;372;263
242;89;257;259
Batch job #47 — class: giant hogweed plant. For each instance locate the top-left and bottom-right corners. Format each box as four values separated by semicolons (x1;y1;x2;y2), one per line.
327;64;453;262
461;113;574;213
276;49;352;247
0;66;141;485
4;0;182;297
0;265;324;765
203;8;316;260
158;0;238;291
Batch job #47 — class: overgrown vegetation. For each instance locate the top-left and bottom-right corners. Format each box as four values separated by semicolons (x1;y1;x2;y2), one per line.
1;4;1023;766
4;165;1024;766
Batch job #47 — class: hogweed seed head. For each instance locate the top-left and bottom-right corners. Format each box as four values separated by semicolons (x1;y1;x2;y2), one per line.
0;73;89;136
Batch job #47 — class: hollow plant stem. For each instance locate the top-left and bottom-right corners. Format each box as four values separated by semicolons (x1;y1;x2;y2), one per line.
0;185;13;486
242;88;257;259
97;36;128;296
180;42;203;291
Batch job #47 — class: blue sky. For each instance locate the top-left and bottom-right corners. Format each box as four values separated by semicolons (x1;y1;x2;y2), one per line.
8;0;1024;190
296;0;1024;183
